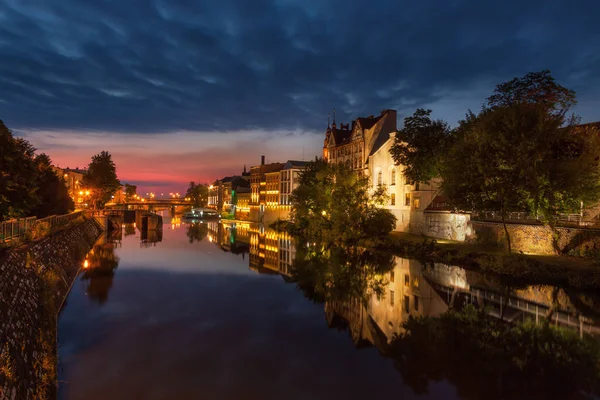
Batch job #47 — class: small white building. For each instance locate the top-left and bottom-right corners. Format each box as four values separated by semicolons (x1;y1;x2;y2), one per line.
368;132;470;240
368;132;438;232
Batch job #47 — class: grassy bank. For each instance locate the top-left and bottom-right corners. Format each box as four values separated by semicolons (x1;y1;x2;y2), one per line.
381;232;600;291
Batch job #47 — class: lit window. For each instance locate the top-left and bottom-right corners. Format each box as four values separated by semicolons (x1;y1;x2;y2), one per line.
404;274;410;287
390;193;396;206
405;193;410;206
390;169;396;185
414;198;420;209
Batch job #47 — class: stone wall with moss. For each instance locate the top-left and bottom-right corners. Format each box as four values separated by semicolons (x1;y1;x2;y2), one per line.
469;221;600;257
0;218;101;400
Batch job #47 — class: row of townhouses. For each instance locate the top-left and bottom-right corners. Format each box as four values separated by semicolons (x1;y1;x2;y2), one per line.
208;158;308;224
209;108;470;240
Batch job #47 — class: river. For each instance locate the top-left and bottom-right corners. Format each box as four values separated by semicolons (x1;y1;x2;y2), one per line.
58;217;600;400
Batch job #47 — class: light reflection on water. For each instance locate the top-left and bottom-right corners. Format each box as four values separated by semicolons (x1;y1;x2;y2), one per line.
58;218;600;400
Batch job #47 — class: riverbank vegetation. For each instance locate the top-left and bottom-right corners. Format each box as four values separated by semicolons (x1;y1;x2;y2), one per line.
0;120;74;220
290;159;396;247
390;70;600;254
389;305;600;399
82;151;121;209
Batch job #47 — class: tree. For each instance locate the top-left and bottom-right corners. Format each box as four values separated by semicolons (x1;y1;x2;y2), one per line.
124;183;137;201
389;108;452;183
185;181;208;208
0;120;39;220
441;71;600;254
290;159;396;247
82;151;121;209
487;69;576;117
30;154;74;218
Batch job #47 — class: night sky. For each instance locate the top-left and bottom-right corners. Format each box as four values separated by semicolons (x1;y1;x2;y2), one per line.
1;0;599;194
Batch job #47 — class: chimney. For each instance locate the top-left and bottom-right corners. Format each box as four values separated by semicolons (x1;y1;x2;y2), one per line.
261;155;265;165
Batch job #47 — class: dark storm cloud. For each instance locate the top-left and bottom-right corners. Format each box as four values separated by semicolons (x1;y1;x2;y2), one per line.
1;0;599;133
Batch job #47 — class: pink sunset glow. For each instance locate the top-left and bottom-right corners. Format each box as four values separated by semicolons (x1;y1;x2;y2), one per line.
19;128;322;195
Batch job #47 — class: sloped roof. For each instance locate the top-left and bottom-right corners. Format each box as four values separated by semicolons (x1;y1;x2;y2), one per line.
283;160;309;170
356;115;383;131
332;128;352;145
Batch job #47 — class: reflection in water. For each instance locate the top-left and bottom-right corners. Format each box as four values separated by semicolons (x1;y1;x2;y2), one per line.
205;221;600;398
80;234;120;304
123;223;136;237
186;222;208;243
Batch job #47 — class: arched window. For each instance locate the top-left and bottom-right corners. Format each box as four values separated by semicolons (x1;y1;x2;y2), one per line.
377;170;383;186
390;168;396;186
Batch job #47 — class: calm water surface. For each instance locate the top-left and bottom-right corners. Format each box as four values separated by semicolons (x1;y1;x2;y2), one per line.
58;217;600;400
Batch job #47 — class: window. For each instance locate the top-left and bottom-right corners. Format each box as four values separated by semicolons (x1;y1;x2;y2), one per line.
390;270;395;282
390;169;396;185
390;193;396;206
405;193;410;206
404;274;410;287
415;182;420;191
377;170;383;186
414;295;419;311
414;198;420;209
390;290;395;307
404;295;410;313
413;276;420;288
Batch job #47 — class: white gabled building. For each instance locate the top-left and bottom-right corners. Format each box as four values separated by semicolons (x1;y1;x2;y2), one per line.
368;132;439;233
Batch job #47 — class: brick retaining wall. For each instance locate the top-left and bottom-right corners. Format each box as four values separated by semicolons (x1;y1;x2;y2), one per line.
0;218;102;400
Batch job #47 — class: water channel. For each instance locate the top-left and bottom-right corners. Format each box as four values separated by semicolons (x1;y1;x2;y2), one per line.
58;216;600;399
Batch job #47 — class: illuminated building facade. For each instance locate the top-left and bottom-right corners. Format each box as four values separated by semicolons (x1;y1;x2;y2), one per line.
249;156;284;223
323;109;397;173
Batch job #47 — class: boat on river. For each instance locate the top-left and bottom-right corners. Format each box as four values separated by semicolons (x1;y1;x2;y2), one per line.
182;208;220;220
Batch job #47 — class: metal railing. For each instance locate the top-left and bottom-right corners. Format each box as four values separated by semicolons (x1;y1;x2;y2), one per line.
0;211;84;244
0;217;36;243
471;211;600;228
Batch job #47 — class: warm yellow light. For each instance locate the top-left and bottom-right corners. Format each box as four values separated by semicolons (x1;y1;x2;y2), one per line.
79;191;83;195
85;191;90;196
64;174;68;178
141;198;145;202
83;259;89;269
321;210;327;216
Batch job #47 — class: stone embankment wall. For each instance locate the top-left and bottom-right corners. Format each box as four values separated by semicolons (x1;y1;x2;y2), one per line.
468;221;600;256
0;218;102;400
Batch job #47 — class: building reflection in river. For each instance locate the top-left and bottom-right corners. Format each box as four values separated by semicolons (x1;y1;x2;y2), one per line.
79;232;121;304
201;222;600;339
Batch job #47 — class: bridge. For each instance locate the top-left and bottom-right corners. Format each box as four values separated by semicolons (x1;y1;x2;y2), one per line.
106;199;193;207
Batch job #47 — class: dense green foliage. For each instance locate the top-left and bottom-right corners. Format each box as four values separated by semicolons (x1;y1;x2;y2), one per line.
389;108;452;183
390;305;600;399
290;159;396;247
30;154;75;218
82;151;121;209
0;120;74;220
124;183;137;201
185;181;209;208
439;71;600;252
